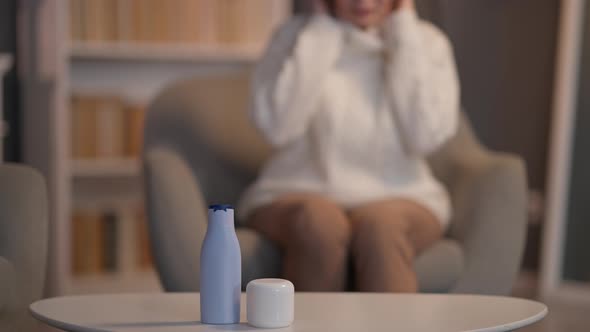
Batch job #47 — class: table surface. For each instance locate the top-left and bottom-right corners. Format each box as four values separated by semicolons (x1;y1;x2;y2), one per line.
30;293;547;332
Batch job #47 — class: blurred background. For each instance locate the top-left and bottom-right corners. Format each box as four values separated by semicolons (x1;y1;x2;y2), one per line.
1;0;589;330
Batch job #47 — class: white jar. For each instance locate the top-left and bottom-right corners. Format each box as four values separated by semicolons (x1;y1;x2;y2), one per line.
246;279;295;328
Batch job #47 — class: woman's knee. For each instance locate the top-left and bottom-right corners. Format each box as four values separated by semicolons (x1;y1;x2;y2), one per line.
352;221;415;274
351;207;409;237
287;197;352;253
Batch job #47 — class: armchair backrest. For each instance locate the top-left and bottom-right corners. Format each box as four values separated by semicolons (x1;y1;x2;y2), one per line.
145;71;271;208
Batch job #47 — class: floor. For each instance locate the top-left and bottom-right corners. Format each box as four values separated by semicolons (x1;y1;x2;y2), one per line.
519;298;590;331
512;272;590;331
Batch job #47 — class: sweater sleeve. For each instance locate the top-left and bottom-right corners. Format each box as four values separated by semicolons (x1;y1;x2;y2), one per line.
383;10;460;156
251;15;343;147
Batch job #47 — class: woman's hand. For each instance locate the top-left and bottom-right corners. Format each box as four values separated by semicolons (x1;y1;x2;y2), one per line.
392;0;415;11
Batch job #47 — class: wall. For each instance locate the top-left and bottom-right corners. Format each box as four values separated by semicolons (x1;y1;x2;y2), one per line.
439;0;559;192
0;0;20;161
431;0;559;269
563;3;590;282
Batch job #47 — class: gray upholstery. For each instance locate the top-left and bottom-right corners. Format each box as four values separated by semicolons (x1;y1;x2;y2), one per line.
0;164;48;332
143;71;527;295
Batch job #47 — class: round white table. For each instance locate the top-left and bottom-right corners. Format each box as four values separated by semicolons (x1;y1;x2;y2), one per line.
30;293;547;332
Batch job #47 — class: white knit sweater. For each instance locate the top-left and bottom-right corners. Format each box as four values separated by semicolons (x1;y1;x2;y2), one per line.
238;10;460;226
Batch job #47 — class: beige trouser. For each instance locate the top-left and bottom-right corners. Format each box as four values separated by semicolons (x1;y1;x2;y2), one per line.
247;193;442;292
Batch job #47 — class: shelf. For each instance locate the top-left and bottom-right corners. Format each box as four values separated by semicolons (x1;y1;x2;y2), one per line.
69;270;161;295
69;42;263;63
72;159;140;178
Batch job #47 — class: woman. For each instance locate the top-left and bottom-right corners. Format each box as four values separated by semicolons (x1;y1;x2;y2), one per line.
238;0;460;292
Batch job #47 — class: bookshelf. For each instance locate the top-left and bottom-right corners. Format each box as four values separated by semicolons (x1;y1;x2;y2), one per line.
20;0;292;296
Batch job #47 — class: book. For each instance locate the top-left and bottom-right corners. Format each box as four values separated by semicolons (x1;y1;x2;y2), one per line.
71;95;145;160
71;212;86;274
241;0;259;45
173;0;189;42
196;0;218;44
126;104;145;157
150;0;169;42
226;0;246;45
216;0;230;44
69;0;84;41
104;0;119;41
71;96;97;159
169;0;181;42
116;0;135;41
136;209;153;269
95;97;126;158
71;210;104;275
86;211;105;274
102;212;118;272
129;0;143;41
84;0;115;42
135;0;151;42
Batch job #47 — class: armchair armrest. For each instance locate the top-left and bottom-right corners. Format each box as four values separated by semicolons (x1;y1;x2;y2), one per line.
448;152;527;295
144;148;207;292
144;148;282;292
0;257;16;314
0;257;18;332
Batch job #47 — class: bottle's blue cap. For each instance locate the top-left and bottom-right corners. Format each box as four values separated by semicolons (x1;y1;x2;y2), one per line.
209;204;234;212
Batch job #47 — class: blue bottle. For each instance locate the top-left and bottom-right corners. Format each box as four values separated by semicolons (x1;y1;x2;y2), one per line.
200;204;241;324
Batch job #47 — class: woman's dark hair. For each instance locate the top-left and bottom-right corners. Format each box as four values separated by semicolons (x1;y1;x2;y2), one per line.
323;0;336;14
